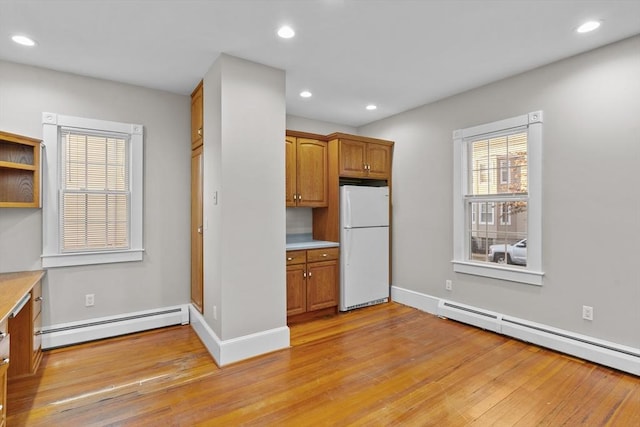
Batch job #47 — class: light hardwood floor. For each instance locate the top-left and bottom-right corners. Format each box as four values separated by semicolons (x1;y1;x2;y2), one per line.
7;302;640;426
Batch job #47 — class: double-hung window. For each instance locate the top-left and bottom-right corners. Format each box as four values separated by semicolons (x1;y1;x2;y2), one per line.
452;111;543;285
42;113;144;267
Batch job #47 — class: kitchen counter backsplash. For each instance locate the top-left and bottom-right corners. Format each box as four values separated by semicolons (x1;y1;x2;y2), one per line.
286;233;339;250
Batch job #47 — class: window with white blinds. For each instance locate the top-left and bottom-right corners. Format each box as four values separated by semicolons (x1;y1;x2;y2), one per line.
42;113;144;268
467;130;528;264
61;130;130;252
452;112;544;286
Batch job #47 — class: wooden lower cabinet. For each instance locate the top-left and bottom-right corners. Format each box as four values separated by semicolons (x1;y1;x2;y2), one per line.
286;247;339;321
0;318;8;427
8;280;42;378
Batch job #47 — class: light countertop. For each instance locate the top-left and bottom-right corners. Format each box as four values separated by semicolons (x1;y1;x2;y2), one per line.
286;233;339;251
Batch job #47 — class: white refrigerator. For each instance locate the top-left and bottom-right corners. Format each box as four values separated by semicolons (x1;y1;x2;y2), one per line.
340;185;390;311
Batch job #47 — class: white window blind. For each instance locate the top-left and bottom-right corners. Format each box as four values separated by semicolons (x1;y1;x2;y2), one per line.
60;130;130;252
467;131;528;261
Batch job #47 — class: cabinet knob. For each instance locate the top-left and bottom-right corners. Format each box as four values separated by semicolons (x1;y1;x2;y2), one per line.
197;128;203;136
308;271;312;277
287;257;293;261
322;253;328;257
303;271;307;278
197;226;203;234
35;296;43;302
1;358;9;366
0;332;6;341
298;194;302;201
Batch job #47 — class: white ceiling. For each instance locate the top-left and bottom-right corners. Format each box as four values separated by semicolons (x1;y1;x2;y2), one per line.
1;0;640;127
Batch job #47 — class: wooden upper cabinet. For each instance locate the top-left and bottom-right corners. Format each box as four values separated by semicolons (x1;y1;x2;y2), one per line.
365;142;392;179
338;139;367;177
286;136;328;207
339;138;391;179
0;131;41;208
191;81;203;150
285;136;297;206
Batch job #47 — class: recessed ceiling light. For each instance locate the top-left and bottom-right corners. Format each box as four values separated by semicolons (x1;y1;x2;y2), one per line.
576;21;601;33
277;25;295;39
11;35;37;47
300;90;312;98
366;104;377;111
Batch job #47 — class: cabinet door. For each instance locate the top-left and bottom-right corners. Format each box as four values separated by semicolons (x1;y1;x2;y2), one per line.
0;362;6;427
296;138;328;207
286;264;307;316
307;260;338;311
339;139;367;178
367;143;392;179
191;81;203;149
191;146;204;313
285;136;297;207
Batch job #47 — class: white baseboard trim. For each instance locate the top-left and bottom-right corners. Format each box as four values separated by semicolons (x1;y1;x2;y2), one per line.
391;285;640;376
189;304;290;366
391;286;440;314
41;305;189;349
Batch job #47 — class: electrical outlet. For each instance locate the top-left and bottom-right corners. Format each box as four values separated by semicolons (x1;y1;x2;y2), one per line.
445;280;453;291
582;305;593;321
213;305;218;320
85;293;95;307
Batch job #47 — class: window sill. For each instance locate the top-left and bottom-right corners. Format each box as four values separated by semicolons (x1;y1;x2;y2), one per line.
452;260;544;286
42;249;144;268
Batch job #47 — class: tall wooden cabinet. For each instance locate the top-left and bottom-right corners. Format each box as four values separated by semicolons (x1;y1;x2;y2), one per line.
191;81;204;313
191;145;204;313
0;131;41;208
191;81;203;150
286;134;328;207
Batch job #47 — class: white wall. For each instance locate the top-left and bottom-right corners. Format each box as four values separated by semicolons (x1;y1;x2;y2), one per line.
360;36;640;349
203;55;287;341
0;61;191;325
286;114;356;135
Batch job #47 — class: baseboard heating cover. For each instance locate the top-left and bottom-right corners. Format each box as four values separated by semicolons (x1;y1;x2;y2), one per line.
41;305;190;349
392;286;640;375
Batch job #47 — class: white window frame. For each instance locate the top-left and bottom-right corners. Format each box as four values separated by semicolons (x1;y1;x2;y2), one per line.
499;159;510;184
499;203;512;226
41;113;144;267
452;111;543;286
478;202;495;225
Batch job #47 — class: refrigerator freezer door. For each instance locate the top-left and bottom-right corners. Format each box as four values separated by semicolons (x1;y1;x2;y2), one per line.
340;227;389;311
341;185;389;228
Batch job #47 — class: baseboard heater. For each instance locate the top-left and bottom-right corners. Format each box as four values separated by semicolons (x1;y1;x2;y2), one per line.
437;299;640;375
41;305;190;349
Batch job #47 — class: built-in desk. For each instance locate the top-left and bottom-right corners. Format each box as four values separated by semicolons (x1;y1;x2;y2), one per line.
0;270;45;427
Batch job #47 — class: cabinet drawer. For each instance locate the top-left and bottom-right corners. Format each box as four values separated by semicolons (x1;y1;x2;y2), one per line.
32;281;42;318
0;321;8;362
307;247;339;263
286;250;306;265
0;319;7;361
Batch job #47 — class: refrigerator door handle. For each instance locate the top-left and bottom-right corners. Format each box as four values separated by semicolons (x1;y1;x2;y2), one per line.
345;191;352;228
344;229;352;266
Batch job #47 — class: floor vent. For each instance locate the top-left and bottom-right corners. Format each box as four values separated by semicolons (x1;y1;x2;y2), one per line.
341;298;388;312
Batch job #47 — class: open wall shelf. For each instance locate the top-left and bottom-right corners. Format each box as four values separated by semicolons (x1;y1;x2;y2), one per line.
0;131;41;208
